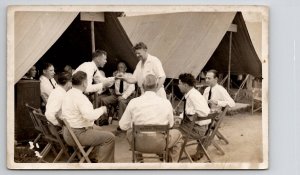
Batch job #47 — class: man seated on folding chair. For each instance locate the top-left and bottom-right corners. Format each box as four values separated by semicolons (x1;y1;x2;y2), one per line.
61;71;115;163
100;62;135;121
177;73;211;161
119;74;183;162
45;72;72;128
203;69;235;113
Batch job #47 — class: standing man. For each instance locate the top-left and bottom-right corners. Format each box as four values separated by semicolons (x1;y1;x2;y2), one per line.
40;62;57;104
73;50;115;94
62;71;115;163
203;69;235;112
117;42;167;98
45;72;72;126
119;74;183;162
177;73;210;161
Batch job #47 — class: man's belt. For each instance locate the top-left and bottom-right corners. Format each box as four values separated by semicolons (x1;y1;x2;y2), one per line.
72;126;93;130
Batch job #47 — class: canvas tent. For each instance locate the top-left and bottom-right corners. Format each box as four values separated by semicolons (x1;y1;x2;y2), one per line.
14;12;136;84
118;12;262;78
14;11;261;84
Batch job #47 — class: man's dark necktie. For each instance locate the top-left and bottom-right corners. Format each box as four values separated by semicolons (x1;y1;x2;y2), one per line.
49;79;55;89
92;69;97;84
208;87;212;108
119;80;124;94
183;98;186;120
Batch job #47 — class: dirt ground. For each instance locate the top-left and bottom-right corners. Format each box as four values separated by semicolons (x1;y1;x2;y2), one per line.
14;111;263;163
112;111;263;163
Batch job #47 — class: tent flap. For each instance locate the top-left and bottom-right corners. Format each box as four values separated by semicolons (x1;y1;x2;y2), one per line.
15;11;79;83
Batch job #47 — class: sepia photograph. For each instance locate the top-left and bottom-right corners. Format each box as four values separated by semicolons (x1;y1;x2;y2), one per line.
7;5;268;169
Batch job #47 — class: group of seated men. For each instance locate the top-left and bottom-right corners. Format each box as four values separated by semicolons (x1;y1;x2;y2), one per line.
24;42;235;163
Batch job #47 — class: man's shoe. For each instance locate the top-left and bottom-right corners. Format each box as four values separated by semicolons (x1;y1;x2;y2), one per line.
191;153;204;161
98;119;109;126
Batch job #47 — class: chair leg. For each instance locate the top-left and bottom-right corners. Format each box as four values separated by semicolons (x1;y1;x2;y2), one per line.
184;148;193;162
38;143;52;163
198;143;212;163
216;131;229;144
53;149;64;163
178;138;188;162
67;148;78;163
212;140;225;155
33;133;42;146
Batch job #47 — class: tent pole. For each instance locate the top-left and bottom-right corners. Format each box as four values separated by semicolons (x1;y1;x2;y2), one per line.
227;31;233;90
91;21;95;52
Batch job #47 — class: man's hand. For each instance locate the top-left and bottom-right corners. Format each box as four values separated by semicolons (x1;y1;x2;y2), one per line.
115;72;125;80
100;106;107;114
208;99;218;106
118;96;125;101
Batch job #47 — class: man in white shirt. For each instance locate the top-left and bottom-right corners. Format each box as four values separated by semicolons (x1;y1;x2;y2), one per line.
100;62;135;120
116;42;167;98
45;72;72;126
203;69;235;112
73;50;115;94
177;73;210;161
62;71;115;163
40;63;57;104
119;74;183;162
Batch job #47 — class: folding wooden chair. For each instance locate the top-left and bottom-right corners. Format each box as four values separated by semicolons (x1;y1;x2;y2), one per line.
178;107;229;163
132;123;169;163
62;119;95;163
25;103;43;146
32;110;70;163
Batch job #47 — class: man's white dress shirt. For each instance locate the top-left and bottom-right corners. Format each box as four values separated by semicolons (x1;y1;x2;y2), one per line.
73;61;104;93
133;54;166;98
119;91;174;130
40;75;57;103
45;85;66;125
203;84;235;111
114;72;135;99
184;88;210;126
61;88;106;128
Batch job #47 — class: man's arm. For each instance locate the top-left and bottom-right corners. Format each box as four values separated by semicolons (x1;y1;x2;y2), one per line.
119;101;133;130
121;82;135;99
190;93;210;117
157;75;166;91
217;86;235;107
77;94;107;121
45;94;61;126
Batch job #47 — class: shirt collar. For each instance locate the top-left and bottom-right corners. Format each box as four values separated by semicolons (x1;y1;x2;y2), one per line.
143;91;157;96
91;61;98;70
72;87;84;94
184;87;195;99
56;85;66;92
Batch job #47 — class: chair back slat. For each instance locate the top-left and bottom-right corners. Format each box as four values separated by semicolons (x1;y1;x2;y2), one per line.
25;103;43;132
132;123;169;162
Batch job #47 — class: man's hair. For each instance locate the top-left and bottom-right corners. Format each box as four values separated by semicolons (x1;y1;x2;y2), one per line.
42;62;53;71
178;73;196;87
133;42;148;51
92;50;107;60
143;74;157;91
57;72;72;86
72;71;87;86
207;69;219;78
118;61;127;68
64;65;72;73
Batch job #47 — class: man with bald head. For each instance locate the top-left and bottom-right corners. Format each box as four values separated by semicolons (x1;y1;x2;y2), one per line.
119;74;183;162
